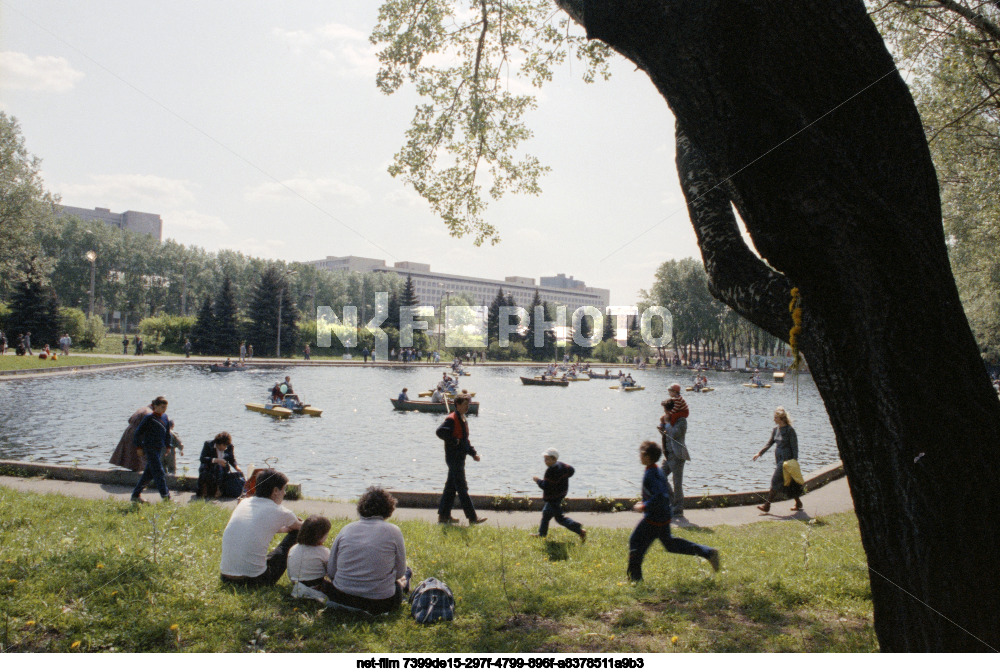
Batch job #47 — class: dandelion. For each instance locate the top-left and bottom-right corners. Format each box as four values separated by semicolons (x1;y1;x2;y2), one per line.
111;591;118;596
71;641;81;649
8;578;17;584
170;624;179;631
96;563;105;569
671;636;679;645
609;634;615;640
26;620;36;626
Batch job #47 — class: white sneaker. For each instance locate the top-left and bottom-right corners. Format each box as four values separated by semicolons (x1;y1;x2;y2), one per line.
291;581;328;604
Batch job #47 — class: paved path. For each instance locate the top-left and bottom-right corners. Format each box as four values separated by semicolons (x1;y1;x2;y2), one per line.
0;473;854;530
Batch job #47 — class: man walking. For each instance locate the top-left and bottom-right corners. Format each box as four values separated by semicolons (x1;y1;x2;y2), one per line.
183;338;192;358
436;394;486;525
130;396;172;503
24;331;33;356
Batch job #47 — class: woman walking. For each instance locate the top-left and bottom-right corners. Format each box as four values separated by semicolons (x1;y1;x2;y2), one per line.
752;406;804;513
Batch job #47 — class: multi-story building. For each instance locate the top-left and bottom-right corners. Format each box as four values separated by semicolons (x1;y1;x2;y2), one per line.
305;255;611;314
55;205;163;241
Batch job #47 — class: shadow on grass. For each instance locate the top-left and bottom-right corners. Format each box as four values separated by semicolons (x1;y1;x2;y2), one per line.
543;541;570;562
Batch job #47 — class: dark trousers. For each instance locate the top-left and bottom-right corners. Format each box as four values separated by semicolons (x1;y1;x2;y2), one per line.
131;447;170;499
198;464;227;496
220;530;299;587
538;501;583;537
326;581;403;615
627;518;714;581
438;459;477;521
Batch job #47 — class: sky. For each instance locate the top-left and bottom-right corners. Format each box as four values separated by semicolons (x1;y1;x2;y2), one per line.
0;0;704;306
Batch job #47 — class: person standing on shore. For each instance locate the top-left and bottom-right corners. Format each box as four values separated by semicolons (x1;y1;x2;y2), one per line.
184;338;192;358
752;407;804;513
110;401;154;471
239;341;247;363
658;384;691;517
24;331;33;356
123;335;129;355
247;344;253;360
129;397;172;503
436;394;486;525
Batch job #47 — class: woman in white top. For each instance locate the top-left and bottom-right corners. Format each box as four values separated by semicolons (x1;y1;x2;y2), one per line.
325;487;411;614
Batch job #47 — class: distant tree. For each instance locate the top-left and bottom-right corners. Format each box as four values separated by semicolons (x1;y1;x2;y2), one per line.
386;290;401;331
401;274;419;307
190;295;216;355
214;275;241;355
523;289;546;361
0;113;56;300
7;256;61;348
248;266;298;357
487;287;506;342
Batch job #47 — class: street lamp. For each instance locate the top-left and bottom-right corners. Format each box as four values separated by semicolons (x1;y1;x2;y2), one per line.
85;250;97;318
437;283;451;353
276;269;298;358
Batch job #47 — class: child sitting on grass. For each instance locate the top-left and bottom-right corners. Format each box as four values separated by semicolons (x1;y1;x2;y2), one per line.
287;515;334;599
531;448;586;543
627;441;719;581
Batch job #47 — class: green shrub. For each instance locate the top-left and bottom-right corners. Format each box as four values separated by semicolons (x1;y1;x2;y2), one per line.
139;315;196;347
80;315;107;350
59;307;87;342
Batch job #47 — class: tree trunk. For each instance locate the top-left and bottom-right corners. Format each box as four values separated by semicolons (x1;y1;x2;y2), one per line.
560;0;1000;651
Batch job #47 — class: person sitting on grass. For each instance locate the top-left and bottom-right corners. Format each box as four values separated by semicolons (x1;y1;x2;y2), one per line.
325;486;412;614
287;515;335;598
531;448;586;543
219;469;302;587
627;441;719;581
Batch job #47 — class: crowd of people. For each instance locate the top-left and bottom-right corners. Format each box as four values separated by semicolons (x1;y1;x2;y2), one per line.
106;373;807;615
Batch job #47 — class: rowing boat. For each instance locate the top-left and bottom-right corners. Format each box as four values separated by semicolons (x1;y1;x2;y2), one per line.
209;364;246;373
742;383;772;388
685;386;715;393
418;390;476;398
609;385;645;391
520;376;569;387
390;398;480;414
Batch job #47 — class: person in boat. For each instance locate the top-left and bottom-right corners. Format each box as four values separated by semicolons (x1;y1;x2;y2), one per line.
283;376;294;394
623;373;636;387
398;388;409;402
270;382;285;403
223;358;233;368
430;386;445;403
436;394;486;526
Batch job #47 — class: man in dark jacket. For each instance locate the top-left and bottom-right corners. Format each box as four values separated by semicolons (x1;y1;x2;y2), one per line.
130;396;172;503
532;448;586;542
198;431;241;498
435;395;486;525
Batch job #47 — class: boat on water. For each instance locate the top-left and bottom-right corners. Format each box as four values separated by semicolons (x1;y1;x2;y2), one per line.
563;375;590;382
685;386;715;393
246;394;323;417
209;363;246;373
417;390;476;398
390;398;480;414
586;372;614;379
519;376;569;387
609;385;646;391
743;383;772;389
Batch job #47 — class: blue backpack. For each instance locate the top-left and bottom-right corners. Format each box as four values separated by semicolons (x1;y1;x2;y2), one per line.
409;577;455;624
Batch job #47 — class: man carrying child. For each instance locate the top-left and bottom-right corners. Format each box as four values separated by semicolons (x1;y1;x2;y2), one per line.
531;448;586;543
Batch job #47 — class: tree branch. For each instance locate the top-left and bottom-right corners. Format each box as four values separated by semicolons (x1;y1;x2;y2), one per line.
674;122;793;341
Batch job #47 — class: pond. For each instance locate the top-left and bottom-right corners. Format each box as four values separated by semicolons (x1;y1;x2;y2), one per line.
0;364;839;500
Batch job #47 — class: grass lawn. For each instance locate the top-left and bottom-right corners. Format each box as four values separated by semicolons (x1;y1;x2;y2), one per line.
0;487;876;652
0;355;134;372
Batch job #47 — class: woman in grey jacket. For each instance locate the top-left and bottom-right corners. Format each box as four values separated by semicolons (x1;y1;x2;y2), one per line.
752;407;804;513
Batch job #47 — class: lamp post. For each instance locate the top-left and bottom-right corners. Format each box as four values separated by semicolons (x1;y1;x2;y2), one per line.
85;250;97;318
276;269;298;358
437;284;451;353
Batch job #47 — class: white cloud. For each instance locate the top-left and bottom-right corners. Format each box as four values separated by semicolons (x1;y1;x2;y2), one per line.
56;174;196;209
273;23;377;77
0;51;84;92
239;238;288;258
164;210;229;235
245;175;370;207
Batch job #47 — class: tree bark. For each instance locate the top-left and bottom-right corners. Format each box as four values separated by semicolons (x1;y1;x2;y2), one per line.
559;0;1000;651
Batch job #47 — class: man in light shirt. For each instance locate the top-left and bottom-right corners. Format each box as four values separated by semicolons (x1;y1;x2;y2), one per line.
219;469;302;586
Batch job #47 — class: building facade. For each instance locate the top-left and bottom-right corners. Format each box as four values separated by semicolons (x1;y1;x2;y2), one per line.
56;205;163;241
305;255;611;314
